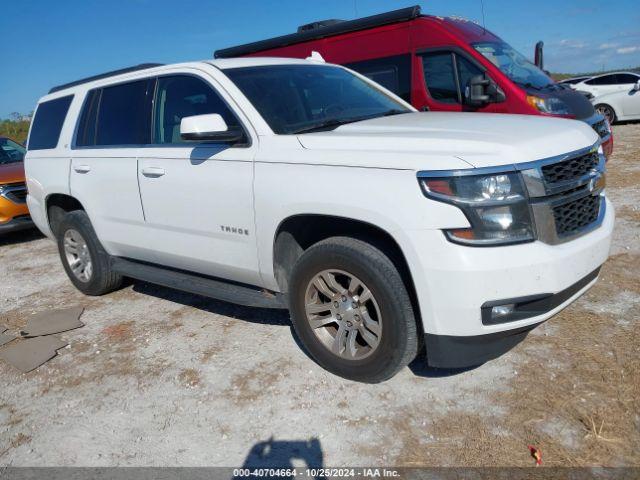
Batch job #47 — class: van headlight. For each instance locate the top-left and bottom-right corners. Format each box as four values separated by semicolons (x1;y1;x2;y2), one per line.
419;171;535;246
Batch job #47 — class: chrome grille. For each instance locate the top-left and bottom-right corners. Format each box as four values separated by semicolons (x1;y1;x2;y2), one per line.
553;194;601;237
541;151;599;184
0;183;28;204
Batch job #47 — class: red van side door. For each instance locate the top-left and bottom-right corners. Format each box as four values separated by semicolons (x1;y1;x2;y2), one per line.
412;48;509;114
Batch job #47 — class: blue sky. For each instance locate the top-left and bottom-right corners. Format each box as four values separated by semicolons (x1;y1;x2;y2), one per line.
2;0;639;117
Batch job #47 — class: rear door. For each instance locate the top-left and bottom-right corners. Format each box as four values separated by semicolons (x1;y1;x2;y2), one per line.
136;70;260;286
70;79;157;262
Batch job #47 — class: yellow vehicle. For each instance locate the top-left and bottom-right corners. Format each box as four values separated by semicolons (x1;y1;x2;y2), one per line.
0;137;32;233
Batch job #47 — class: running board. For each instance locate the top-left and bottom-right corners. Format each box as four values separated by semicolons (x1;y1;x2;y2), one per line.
111;257;287;309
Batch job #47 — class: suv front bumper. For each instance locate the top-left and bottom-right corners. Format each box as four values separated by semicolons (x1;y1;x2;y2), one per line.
403;197;614;368
0;215;33;234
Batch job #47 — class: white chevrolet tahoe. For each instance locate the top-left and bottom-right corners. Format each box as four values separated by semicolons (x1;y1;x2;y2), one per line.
25;58;613;383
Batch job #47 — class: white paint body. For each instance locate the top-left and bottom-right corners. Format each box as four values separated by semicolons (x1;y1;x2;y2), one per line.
591;86;640;122
25;58;614;340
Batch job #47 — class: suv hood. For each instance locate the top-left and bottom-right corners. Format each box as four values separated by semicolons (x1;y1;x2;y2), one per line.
297;112;599;169
0;162;25;184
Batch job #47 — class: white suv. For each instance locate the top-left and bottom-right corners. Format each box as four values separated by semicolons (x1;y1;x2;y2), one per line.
25;58;614;382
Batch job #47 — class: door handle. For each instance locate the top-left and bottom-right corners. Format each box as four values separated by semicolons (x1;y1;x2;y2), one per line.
73;165;91;174
141;167;166;178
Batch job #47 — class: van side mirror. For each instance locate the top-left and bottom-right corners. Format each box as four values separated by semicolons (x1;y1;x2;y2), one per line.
180;114;243;143
464;75;506;107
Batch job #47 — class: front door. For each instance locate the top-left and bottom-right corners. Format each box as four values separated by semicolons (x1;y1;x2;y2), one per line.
137;72;260;286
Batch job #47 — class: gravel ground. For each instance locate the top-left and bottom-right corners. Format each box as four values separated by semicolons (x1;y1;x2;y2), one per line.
1;124;638;468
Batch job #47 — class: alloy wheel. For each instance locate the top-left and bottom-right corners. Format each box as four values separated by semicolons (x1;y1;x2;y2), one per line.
63;229;93;283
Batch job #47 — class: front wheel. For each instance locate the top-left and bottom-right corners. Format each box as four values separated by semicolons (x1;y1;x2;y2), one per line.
288;237;419;383
595;104;616;124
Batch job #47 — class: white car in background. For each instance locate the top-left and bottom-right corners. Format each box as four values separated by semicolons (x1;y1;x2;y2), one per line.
590;78;640;124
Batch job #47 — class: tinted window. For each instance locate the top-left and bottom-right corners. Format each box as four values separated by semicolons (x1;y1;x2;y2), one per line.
95;80;151;145
421;52;484;104
422;52;458;103
617;74;639;84
225;65;409;135
0;138;26;164
28;96;73;150
586;75;617;86
345;55;411;102
153;75;240;144
75;90;100;147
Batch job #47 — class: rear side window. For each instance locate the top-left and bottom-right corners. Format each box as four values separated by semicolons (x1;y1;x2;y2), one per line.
345;55;411;102
75;80;152;147
421;51;483;104
28;96;73;150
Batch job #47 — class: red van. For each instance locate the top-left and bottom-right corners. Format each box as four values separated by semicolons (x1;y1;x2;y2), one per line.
215;5;613;157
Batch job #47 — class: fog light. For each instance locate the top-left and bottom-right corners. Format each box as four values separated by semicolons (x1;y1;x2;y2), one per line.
492;304;516;318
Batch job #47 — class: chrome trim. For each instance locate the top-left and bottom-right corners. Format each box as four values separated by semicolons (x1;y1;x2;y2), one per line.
416;141;606;246
0;184;28;205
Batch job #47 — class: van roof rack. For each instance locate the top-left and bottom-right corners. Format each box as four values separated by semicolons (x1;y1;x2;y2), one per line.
214;5;422;59
48;63;164;94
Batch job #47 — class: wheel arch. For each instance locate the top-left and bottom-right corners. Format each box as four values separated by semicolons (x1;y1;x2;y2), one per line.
272;213;422;326
45;193;86;236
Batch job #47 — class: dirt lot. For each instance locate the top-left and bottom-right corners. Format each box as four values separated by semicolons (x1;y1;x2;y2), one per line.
1;125;638;468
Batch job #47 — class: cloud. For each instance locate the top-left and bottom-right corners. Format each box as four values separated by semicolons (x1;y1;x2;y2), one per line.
598;43;619;50
557;39;587;49
617;46;639;54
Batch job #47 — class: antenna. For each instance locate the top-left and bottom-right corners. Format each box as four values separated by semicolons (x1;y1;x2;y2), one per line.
480;0;486;34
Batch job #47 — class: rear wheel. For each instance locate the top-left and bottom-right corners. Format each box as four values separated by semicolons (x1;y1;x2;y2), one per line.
595;104;616;124
56;210;123;296
288;237;418;383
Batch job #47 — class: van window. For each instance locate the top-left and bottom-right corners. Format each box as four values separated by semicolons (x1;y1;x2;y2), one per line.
28;95;73;150
76;80;152;147
344;55;411;102
421;52;483;104
153;75;240;144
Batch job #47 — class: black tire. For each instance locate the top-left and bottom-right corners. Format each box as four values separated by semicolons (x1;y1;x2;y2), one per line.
595;104;616;124
288;237;419;383
56;210;123;296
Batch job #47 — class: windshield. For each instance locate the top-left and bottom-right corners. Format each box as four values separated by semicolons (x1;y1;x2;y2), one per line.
0;138;26;165
224;64;411;134
472;41;554;89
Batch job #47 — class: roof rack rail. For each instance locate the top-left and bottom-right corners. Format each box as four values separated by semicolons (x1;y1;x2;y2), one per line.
48;63;165;94
214;5;422;59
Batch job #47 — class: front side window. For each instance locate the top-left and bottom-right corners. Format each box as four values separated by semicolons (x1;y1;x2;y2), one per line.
473;41;553;89
616;74;640;84
224;65;410;134
0;138;26;164
76;80;152;147
153;75;240;144
28;95;73;150
585;75;617;86
421;51;484;104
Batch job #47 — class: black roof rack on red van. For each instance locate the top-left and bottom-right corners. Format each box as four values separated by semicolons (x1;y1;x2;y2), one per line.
214;5;422;59
48;63;164;94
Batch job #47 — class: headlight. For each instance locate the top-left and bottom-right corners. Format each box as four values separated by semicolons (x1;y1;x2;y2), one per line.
419;171;535;246
526;95;571;115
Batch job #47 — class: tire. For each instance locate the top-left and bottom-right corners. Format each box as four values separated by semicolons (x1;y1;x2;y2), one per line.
595;104;616;124
288;237;419;383
56;210;123;296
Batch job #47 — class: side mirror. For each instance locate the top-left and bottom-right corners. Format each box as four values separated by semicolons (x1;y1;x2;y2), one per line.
634;81;640;92
180;114;243;143
464;75;506;107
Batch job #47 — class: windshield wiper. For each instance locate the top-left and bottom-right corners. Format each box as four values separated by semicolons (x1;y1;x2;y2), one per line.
291;110;409;134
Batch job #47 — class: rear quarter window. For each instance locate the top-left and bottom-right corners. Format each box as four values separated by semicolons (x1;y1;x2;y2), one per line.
28;95;73;150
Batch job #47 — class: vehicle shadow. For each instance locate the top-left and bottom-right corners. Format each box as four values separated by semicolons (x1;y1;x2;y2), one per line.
233;437;324;479
408;351;481;378
0;228;43;247
131;281;291;326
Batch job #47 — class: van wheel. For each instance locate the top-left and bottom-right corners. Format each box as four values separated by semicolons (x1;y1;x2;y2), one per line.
288;237;418;383
595;104;616;124
56;210;123;296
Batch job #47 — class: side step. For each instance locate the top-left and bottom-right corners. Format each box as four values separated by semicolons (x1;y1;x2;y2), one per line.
111;257;287;309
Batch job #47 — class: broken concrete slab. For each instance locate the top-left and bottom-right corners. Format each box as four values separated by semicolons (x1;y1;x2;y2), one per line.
0;336;68;373
0;332;17;347
20;306;84;338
